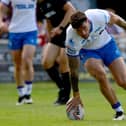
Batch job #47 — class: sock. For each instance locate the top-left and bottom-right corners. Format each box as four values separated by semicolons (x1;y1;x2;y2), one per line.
25;81;33;95
17;86;25;97
112;101;124;112
46;65;64;90
61;72;71;99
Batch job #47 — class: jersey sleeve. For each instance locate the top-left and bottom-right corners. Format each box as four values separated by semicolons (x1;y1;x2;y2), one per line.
99;9;110;24
95;9;110;24
86;9;111;26
65;25;80;57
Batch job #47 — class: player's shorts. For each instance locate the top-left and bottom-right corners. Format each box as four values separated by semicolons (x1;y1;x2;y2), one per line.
8;30;37;50
50;29;66;48
79;38;121;66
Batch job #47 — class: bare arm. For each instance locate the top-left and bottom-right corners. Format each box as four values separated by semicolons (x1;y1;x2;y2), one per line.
50;2;76;38
68;56;80;97
109;11;126;30
0;2;9;34
66;55;84;111
58;1;76;28
0;2;8;22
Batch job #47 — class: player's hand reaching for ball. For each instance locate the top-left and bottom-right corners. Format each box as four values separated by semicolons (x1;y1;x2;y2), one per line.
66;95;83;113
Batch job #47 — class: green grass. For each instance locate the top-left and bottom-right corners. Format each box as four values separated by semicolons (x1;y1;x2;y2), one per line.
0;81;126;126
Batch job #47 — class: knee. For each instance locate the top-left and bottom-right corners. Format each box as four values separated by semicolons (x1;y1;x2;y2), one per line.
22;56;33;68
59;62;69;73
41;59;53;69
41;60;48;69
89;69;107;82
15;64;22;71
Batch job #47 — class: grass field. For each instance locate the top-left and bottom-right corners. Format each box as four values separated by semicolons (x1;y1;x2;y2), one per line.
0;81;126;126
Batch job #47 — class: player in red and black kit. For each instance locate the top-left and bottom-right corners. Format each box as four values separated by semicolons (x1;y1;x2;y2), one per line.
37;0;76;105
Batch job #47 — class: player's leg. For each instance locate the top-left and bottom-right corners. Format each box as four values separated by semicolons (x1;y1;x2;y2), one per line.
11;50;26;105
81;39;125;119
84;58;124;120
42;42;66;104
109;57;126;89
42;42;60;68
104;39;126;120
103;39;126;90
108;57;126;120
80;41;125;120
57;48;71;104
22;45;36;104
8;32;26;105
85;58;120;105
22;30;37;104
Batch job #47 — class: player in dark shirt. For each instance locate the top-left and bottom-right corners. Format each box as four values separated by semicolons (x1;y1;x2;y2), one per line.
37;0;76;105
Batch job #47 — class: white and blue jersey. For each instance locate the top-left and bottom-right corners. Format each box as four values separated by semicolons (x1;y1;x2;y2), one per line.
1;0;37;49
65;9;122;66
1;0;37;33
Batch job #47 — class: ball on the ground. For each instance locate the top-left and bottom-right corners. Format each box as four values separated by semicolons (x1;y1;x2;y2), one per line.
66;104;85;120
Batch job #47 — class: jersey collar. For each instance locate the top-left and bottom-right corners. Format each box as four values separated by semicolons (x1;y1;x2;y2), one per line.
88;20;93;33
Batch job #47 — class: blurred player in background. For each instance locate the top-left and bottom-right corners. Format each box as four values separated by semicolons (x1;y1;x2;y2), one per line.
66;9;126;120
37;0;76;105
0;0;37;105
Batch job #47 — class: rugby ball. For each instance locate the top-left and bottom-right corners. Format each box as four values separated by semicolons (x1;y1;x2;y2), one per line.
66;104;84;120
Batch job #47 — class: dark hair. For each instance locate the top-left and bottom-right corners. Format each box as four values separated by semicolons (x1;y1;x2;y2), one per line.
70;11;87;29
